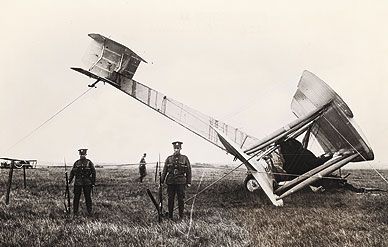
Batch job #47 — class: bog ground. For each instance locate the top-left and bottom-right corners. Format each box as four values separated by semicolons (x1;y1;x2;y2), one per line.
0;167;387;246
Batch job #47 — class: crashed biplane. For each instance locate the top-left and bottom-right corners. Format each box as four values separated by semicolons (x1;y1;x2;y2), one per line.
0;157;37;169
72;33;374;206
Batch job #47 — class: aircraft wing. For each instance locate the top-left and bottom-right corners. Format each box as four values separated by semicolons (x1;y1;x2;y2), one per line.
291;70;374;162
244;70;373;163
72;33;259;153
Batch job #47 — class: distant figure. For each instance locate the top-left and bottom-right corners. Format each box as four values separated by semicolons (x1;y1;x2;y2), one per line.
139;153;147;183
162;141;191;220
69;149;96;215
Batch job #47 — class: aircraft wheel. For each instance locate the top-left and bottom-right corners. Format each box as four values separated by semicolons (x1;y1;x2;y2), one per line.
244;174;261;192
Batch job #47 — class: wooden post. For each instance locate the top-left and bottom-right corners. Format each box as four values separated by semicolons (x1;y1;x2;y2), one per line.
154;161;158;183
6;163;14;205
23;165;27;189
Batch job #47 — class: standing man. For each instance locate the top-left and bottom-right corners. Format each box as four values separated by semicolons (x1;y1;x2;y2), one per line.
139;153;147;183
161;141;191;220
69;149;96;216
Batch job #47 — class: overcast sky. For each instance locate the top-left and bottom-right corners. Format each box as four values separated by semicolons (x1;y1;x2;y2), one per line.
1;0;387;169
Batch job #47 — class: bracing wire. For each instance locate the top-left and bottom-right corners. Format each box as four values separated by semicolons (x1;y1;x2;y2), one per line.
180;159;250;206
186;171;205;238
322;116;388;185
219;79;287;122
178;116;388;205
4;87;93;153
164;97;259;154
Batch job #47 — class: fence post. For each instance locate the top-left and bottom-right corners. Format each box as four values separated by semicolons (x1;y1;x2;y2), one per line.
6;163;14;205
23;165;27;189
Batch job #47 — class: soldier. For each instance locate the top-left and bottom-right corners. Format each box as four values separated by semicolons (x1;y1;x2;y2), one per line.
69;149;96;215
139;153;147;183
161;141;191;219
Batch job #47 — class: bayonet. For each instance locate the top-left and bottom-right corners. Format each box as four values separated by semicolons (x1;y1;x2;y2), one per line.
64;158;71;214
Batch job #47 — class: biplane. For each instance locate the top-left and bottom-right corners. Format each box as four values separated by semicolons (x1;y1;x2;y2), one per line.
0;157;37;169
72;33;374;206
1;157;37;204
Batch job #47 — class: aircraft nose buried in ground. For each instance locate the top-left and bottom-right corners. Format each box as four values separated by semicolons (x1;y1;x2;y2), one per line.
72;33;374;206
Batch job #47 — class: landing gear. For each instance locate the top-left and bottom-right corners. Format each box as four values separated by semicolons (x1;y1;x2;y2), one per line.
244;174;261;192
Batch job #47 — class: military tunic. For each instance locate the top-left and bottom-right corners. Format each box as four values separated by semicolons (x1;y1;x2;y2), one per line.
139;157;147;182
162;154;191;219
69;158;96;215
162;154;191;184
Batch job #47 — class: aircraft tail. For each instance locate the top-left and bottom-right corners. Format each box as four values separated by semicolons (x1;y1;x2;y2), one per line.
291;70;374;162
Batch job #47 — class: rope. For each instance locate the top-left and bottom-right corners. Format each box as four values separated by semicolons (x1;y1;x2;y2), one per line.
322;116;388;185
186;171;205;238
112;162;159;167
4;88;93;153
165;98;209;127
369;167;388;184
91;159;370;182
182;162;245;205
176;151;363;207
220;80;287;122
179;161;384;207
288;96;387;186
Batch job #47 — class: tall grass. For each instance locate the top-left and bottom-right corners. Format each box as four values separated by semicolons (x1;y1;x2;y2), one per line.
0;167;387;246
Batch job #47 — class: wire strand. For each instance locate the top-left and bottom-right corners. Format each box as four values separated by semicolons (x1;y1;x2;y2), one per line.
322;116;388;185
182;162;246;204
4;88;93;153
186;171;205;238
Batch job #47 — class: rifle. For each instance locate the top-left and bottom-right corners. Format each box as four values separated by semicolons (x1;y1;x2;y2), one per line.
157;154;163;222
146;188;160;218
146;154;165;222
154;159;158;183
64;158;71;214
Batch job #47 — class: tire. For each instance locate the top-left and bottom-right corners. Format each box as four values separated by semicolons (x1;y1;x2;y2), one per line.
244;174;261;192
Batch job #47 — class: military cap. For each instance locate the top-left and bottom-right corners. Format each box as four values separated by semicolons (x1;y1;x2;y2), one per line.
78;149;88;155
172;141;183;149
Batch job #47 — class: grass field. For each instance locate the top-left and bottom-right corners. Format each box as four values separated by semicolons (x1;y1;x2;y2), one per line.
0;166;387;246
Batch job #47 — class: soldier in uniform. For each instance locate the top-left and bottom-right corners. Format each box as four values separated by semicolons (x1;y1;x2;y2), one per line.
139;153;147;183
69;149;96;215
161;141;191;219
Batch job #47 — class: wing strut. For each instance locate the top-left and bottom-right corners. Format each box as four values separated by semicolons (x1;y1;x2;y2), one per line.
277;152;358;200
214;128;283;206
